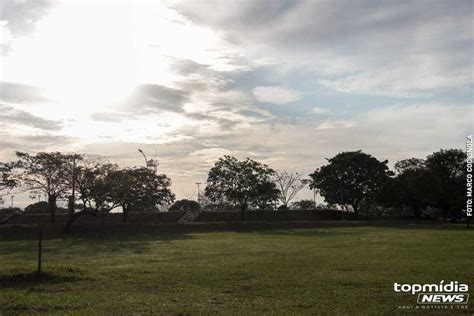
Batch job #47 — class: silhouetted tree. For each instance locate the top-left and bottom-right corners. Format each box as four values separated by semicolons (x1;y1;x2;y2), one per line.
0;162;17;191
204;155;277;220
390;158;434;218
425;149;466;220
65;164;119;232
14;152;76;223
273;171;309;208
309;151;392;218
111;168;175;222
252;181;279;209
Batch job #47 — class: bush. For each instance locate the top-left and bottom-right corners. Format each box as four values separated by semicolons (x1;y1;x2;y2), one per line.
169;199;201;212
24;201;49;214
202;202;240;212
290;199;315;210
0;207;21;215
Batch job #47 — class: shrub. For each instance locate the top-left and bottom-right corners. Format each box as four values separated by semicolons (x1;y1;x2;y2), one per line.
24;201;49;214
169;199;201;212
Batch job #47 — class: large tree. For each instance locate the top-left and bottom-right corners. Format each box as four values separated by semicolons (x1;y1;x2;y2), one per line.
204;155;278;220
65;163;119;232
14;152;77;223
309;151;392;218
425;149;466;220
252;180;280;210
388;158;435;218
110;168;175;222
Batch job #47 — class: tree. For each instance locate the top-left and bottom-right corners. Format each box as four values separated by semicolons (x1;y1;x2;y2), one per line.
273;171;309;208
0;162;17;191
252;181;279;210
14;152;77;223
388;158;434;218
204;155;278;220
169;199;201;212
309;151;392;218
425;149;466;220
65;163;120;232
111;168;175;222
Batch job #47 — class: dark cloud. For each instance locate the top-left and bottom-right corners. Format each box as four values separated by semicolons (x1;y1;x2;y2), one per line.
18;134;73;146
171;0;473;95
0;134;74;153
0;82;50;103
126;84;189;113
172;0;471;50
0;104;62;130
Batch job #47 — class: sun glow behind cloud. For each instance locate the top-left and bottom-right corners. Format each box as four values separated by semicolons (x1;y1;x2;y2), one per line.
0;0;240;145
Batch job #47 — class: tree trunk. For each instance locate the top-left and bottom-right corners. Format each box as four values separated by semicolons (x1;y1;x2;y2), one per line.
240;204;246;221
412;205;421;219
64;210;86;233
100;210;105;238
48;195;57;224
352;204;359;219
122;207;128;223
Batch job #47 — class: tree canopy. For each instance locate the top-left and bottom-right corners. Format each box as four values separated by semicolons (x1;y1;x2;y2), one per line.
14;151;78;223
110;168;175;222
204;155;278;219
309;151;392;217
0;162;16;192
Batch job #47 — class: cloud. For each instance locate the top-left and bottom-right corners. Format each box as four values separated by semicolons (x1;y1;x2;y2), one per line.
0;104;62;130
125;84;189;113
252;86;301;104
312;107;329;114
171;0;473;97
89;112;128;123
0;0;51;52
315;120;357;130
0;82;50;103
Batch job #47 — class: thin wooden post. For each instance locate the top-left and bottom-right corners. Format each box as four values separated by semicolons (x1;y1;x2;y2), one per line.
37;224;42;274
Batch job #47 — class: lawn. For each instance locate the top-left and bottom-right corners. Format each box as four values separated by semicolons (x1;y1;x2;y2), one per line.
0;222;472;315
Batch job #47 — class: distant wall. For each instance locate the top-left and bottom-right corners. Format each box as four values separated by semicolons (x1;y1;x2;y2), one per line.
4;209;361;225
5;211;186;225
197;209;357;222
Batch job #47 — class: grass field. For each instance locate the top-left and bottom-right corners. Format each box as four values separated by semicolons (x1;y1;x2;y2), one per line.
0;222;472;315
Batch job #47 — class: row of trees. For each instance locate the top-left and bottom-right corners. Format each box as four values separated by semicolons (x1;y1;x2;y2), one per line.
202;149;468;221
0;152;175;231
0;148;469;228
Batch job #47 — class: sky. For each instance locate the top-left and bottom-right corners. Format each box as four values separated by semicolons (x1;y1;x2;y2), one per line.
0;0;473;207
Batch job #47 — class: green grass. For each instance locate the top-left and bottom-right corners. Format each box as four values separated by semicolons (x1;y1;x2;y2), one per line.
0;223;473;315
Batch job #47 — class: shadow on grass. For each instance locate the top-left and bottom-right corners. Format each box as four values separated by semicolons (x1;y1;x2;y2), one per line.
0;232;194;257
0;220;470;243
0;269;87;289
